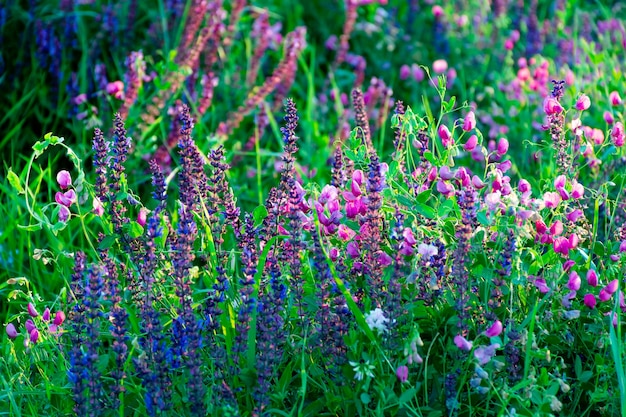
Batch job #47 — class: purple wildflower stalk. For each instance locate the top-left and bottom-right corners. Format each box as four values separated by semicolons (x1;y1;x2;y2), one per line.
330;144;346;188
525;0;542;57
109;114;131;234
92;128;109;204
216;27;306;138
352;88;373;151
223;0;247;50
386;207;406;347
486;230;515;321
84;266;105;416
547;80;570;175
504;321;522;383
415;239;446;306
392;101;407;173
177;0;208;63
68;252;88;416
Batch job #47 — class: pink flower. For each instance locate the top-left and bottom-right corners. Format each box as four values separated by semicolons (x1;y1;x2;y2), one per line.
433;59;448;74
610;91;622;106
604;111;615;125
587;270;598;287
338;224;356;241
93;197;104;217
438;125;454;148
106;80;124;100
436;180;454;197
137;208;149;227
25;319;36;334
534;278;550;293
504;39;514;50
567;271;581;291
543;97;563;115
484;320;503;337
27;303;38;317
400;64;411;80
29;328;39;344
543;192;561;208
56;170;72;189
378;252;393;266
396;365;409;383
439;166;455;180
575;94;591;111
58;205;71;223
485;192;501;211
496;138;509;155
462;111;476;132
464;134;478;151
329;248;339;261
571;181;584;199
454;334;473;351
567;209;583;223
554;175;566;190
518;179;531;193
411;64;425;82
347;241;360;258
591;128;605;145
553;236;571;256
471;175;485;189
54;311;66;326
55;190;77;207
417;243;438;257
568;233;579;249
611;122;625;147
598;289;611;302
606;279;619;295
583;293;597;309
42;308;51;322
432;5;444;18
6;323;17;339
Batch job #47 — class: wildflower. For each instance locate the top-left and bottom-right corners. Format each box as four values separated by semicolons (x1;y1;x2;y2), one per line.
583;294;596;309
58;205;71;222
496;138;509;155
25;319;36;333
543;192;561;208
566;209;583;223
438;125;454;148
92;197;104;217
571;181;584;199
610;91;622;106
29;328;39;344
55;190;77;207
611;122;625;147
399;64;411;80
6;323;17;339
350;360;375;381
417;243;438;257
42;308;51;322
463;111;476;132
553;237;571;256
106;80;124;100
604;111;614;124
436;180;455;197
396;365;409;383
365;308;389;334
474;343;500;365
587;270;598;287
484;320;503;337
137;208;149;227
472;175;485;189
543;97;563;115
464;134;478;151
454;334;473;351
433;59;448;74
575;94;591;111
439;166;455;180
56;170;72;189
27;303;38;317
550;396;563;412
562;310;580;320
338;224;356;241
411;64;425;82
567;272;581;291
605;279;619;295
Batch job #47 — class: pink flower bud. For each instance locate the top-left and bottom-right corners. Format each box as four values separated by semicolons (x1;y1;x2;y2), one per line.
411;64;425;82
454;334;473;351
554;175;566;190
6;323;17;339
568;233;579;249
438;125;454;148
484;320;503;337
575;94;591;111
591;128;605;145
137;208;149;227
587;270;598;287
329;247;339;261
27;303;38;317
464;134;478;151
396;365;409;383
567;271;581;291
518;179;531;193
25;319;36;334
621;241;626;253
610;91;622;106
29;328;39;344
496;138;509;155
611;122;625;147
433;59;448;74
583;293;597;309
42;308;51;322
399;64;411;80
439;166;455;180
93;197;104;217
598;289;611;302
54;311;66;326
352;170;364;186
504;39;514;50
606;279;619;295
604;111;614;125
56;170;72;189
432;5;444;18
463;111;476;132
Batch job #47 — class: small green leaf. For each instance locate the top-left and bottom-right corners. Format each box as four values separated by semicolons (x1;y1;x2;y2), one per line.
17;224;42;231
399;387;417;405
7;168;24;194
98;235;117;250
128;221;144;238
32;140;50;158
253;205;268;227
360;393;371;405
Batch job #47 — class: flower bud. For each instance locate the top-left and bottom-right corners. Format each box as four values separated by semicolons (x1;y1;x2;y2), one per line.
6;323;17;339
27;303;38;317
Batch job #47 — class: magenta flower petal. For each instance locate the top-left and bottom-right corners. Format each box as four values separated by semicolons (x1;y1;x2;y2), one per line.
606;279;619;295
29;328;39;344
25;319;36;334
396;365;409;383
42;308;51;322
484;320;503;338
53;311;66;326
27;303;38;318
583;293;597;309
567;272;581;291
587;270;598;287
463;111;476;132
6;323;18;339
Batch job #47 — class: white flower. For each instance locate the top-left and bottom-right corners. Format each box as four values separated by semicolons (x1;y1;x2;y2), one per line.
365;308;389;334
349;360;375;381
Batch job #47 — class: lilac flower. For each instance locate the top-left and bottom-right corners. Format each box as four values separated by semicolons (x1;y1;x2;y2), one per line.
6;323;17;339
56;170;72;189
484;320;503;337
474;343;500;365
396;365;409;383
454;335;473;351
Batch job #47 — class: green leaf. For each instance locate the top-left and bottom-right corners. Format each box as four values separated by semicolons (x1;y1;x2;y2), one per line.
360;393;371;405
399;387;417;405
128;221;144;238
7;168;24;194
98;235;117;250
253;205;268;227
579;370;593;383
32;140;50;158
17;224;42;231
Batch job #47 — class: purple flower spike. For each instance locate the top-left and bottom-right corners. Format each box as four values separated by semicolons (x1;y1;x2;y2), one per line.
396;365;409;383
56;170;72;189
484;320;503;337
6;323;17;339
27;303;38;317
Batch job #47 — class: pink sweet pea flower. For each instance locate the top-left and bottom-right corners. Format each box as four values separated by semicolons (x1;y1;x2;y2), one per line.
583;293;597;309
464;134;478;151
611;122;625;147
436;180;455;197
454;335;473;351
543;97;563;115
605;279;619;295
27;303;38;317
396;365;409;383
554;175;566;190
553;236;571;256
571;181;584;199
55;190;77;207
604;111;615;125
137;208;149;227
610;91;622;106
496;138;509;155
566;209;583;223
575;94;591;111
93;197;104;217
54;311;66;326
484;320;503;337
567;271;581;291
25;319;36;334
534;278;550;293
42;308;51;322
463;111;476;132
587;270;598;287
29;328;39;344
438;125;454;148
56;170;72;189
433;59;448;74
58;205;71;223
543;192;561;208
474;343;500;365
106;80;124;100
399;65;411;80
6;323;18;339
